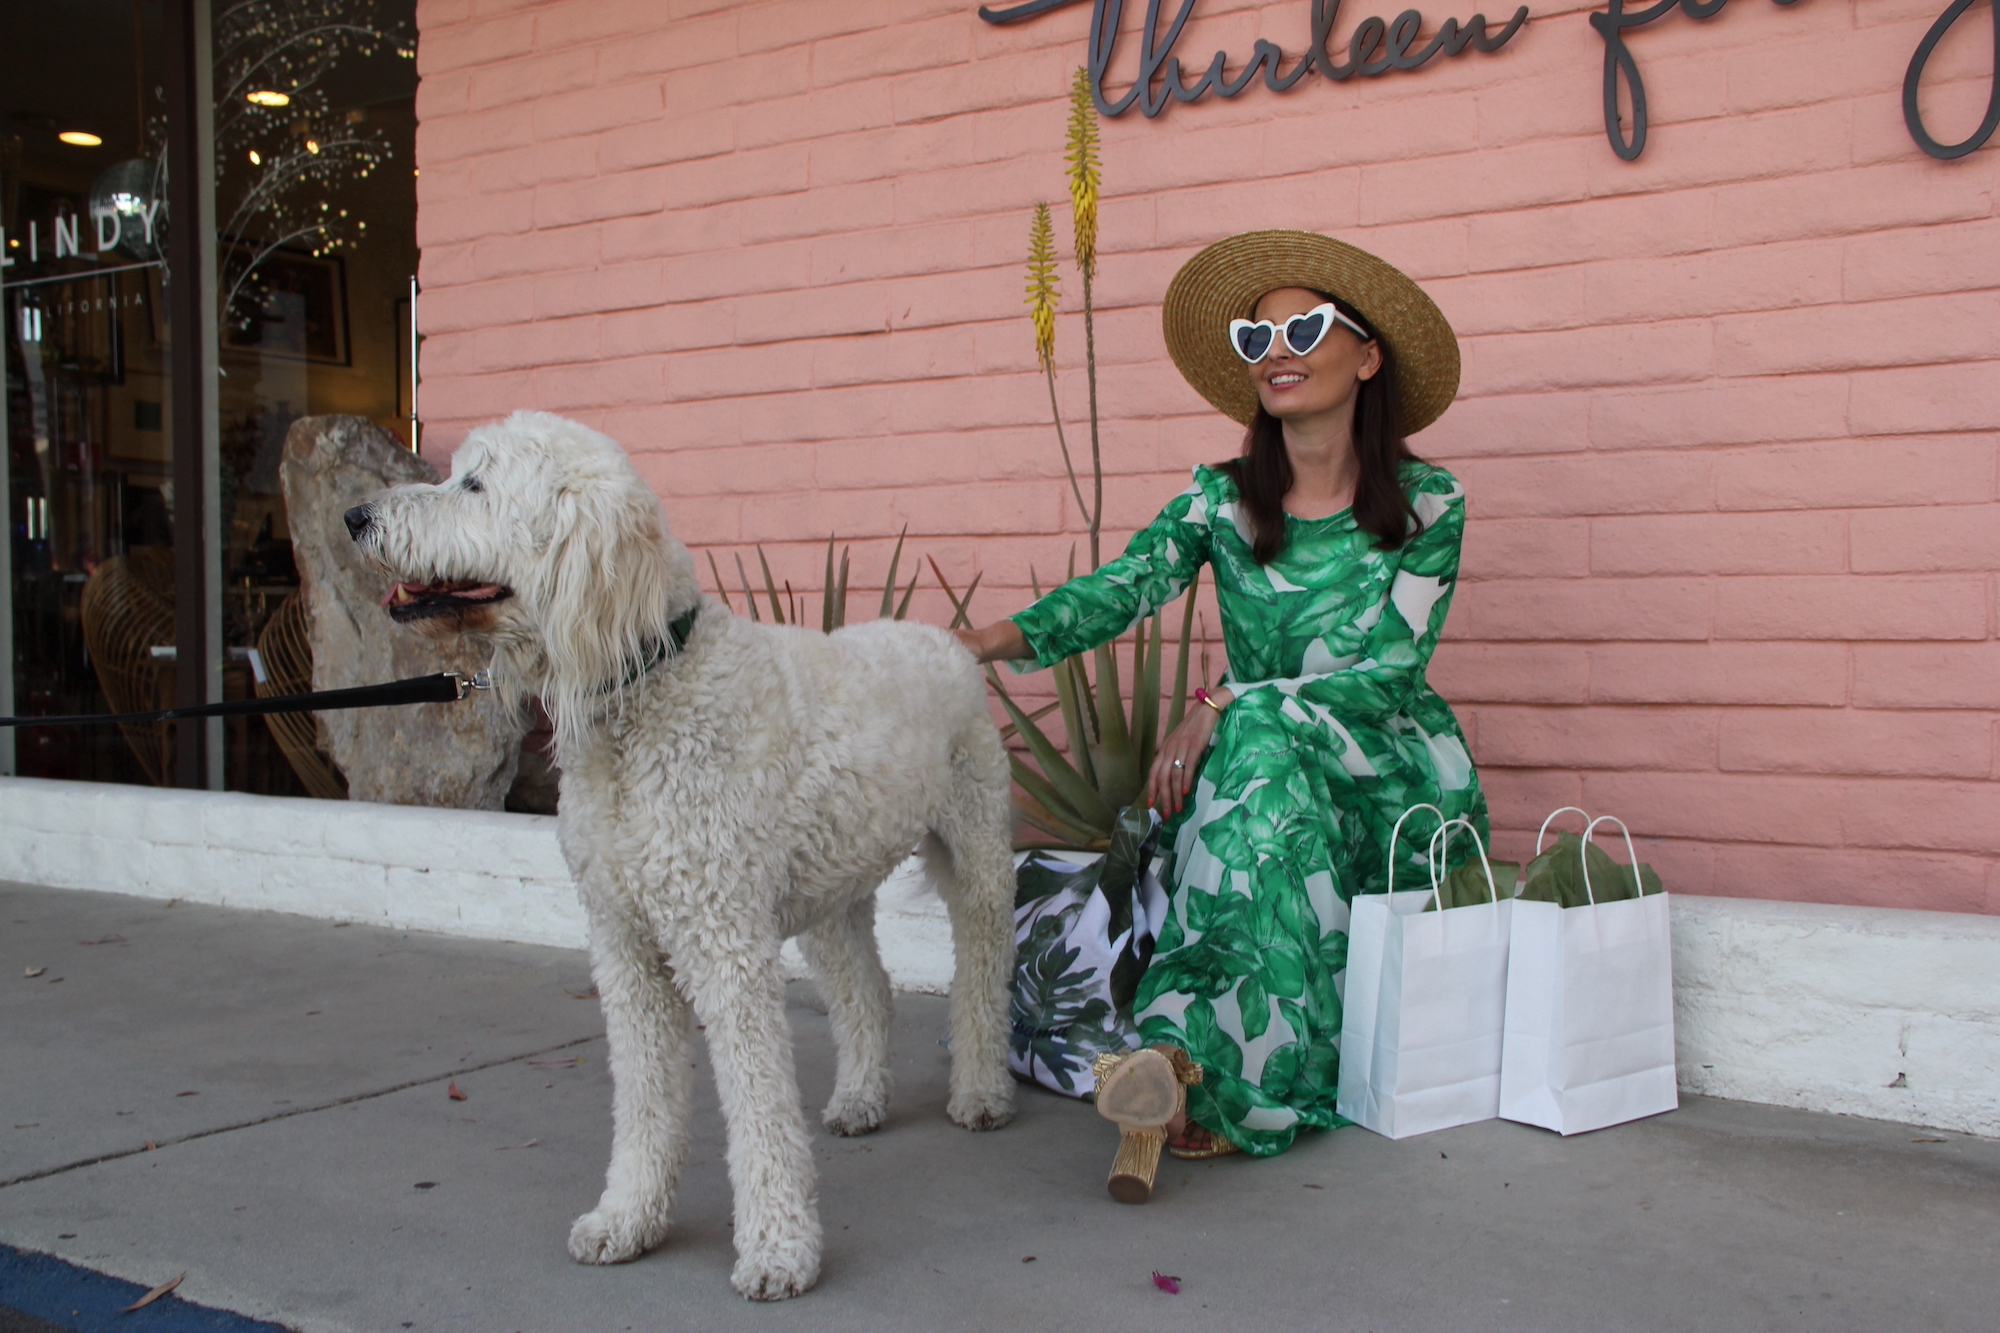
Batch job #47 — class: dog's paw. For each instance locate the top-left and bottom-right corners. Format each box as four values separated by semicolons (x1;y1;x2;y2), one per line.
731;1242;821;1301
947;1085;1015;1132
567;1208;663;1265
821;1091;887;1137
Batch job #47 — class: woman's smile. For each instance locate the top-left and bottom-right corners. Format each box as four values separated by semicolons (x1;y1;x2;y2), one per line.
1247;286;1379;422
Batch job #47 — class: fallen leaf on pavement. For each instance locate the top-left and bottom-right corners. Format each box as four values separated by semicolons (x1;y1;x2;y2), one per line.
176;1090;199;1097
1302;1183;1324;1189
145;1140;157;1150
565;987;599;1000
1152;1271;1181;1294
527;1056;585;1069
79;934;127;946
1021;1256;1036;1263
13;1124;39;1130
46;976;62;984
496;1139;539;1151
23;966;44;978
447;1080;467;1101
413;1181;438;1190
1910;1137;1947;1143
120;1273;183;1311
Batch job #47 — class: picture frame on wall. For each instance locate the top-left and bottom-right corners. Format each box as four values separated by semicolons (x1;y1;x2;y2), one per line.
222;246;352;366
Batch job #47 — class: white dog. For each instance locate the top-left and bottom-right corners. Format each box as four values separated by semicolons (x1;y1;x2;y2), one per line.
344;410;1016;1300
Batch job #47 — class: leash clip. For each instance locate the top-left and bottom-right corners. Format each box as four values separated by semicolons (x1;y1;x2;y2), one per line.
446;669;495;701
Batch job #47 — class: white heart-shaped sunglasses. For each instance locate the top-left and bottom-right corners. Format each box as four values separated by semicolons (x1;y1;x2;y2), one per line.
1228;303;1372;364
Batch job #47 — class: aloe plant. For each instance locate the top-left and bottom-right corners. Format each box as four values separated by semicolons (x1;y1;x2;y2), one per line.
944;67;1206;852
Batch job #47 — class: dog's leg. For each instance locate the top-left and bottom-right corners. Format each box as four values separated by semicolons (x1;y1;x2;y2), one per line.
931;751;1018;1132
799;894;893;1136
568;913;694;1266
685;943;822;1301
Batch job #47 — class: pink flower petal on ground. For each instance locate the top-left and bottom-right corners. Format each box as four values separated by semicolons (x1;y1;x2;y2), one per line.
1152;1271;1181;1295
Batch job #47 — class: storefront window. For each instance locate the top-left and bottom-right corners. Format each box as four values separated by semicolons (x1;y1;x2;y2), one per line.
5;0;176;784
3;0;415;794
211;0;416;795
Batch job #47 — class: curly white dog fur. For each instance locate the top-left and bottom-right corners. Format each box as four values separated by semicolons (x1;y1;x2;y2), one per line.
345;411;1016;1300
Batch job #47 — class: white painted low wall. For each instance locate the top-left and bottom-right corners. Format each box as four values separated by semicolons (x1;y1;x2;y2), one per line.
0;776;955;992
3;776;1995;1138
1670;895;2000;1138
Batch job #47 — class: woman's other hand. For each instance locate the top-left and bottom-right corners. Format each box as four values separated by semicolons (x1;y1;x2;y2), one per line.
953;621;1030;665
1147;687;1232;817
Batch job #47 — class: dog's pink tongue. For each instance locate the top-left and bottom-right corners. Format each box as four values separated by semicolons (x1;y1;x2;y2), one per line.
449;584;504;600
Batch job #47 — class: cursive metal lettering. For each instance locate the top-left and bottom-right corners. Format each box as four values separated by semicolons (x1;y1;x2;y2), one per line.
979;0;1529;117
1903;0;2000;159
1592;0;1996;162
981;0;1996;163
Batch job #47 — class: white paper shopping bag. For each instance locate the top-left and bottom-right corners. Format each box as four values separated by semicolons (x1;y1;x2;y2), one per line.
1338;806;1513;1140
1499;813;1677;1135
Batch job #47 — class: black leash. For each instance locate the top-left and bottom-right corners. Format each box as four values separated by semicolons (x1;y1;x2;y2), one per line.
0;670;493;730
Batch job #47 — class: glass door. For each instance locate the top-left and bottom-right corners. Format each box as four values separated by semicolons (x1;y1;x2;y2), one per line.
4;0;176;784
3;0;416;794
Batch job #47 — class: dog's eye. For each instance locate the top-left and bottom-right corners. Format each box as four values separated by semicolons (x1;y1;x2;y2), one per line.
462;475;483;494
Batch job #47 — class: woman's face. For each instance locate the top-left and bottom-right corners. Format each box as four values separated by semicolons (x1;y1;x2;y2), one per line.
1246;287;1382;423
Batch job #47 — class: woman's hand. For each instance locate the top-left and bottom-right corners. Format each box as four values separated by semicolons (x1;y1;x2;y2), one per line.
1147;687;1233;817
953;621;1030;665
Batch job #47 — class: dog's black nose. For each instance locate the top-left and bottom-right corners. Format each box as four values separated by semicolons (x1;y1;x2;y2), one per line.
343;505;374;541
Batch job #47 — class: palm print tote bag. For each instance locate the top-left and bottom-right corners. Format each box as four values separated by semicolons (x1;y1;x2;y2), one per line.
1009;805;1168;1098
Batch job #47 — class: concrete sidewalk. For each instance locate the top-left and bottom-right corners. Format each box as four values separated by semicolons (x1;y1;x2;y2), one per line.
3;883;1996;1333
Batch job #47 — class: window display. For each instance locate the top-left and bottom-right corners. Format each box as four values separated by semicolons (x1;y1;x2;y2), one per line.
3;0;415;794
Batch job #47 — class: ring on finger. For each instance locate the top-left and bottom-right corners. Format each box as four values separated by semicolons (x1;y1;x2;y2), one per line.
1171;759;1185;769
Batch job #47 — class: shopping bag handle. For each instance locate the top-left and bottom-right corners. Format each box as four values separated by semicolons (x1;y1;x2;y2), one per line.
1579;815;1645;907
1427;817;1500;908
1535;806;1592;856
1386;803;1447;897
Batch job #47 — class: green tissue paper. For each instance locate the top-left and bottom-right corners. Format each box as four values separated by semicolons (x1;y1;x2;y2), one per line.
1517;831;1663;908
1422;859;1521;911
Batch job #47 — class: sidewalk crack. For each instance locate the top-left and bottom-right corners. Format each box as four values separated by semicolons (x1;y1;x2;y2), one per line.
0;1033;604;1190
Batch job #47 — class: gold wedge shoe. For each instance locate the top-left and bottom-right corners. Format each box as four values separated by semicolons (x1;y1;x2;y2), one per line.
1092;1046;1203;1205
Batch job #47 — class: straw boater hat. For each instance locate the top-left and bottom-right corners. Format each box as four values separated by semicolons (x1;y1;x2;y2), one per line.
1161;229;1461;434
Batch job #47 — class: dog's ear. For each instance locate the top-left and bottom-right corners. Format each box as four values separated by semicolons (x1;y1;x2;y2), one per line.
524;471;681;747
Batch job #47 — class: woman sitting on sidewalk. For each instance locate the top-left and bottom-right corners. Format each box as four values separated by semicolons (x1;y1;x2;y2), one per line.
955;231;1488;1200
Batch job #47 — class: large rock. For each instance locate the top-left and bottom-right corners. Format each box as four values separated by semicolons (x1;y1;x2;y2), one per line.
281;416;527;809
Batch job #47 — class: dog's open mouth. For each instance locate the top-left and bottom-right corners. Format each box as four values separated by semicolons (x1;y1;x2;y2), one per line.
381;579;514;623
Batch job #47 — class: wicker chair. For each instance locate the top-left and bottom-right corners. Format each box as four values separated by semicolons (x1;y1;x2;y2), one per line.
256;591;348;800
78;550;177;785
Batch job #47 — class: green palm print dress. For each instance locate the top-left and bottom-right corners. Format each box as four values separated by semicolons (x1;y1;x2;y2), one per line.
1010;460;1487;1156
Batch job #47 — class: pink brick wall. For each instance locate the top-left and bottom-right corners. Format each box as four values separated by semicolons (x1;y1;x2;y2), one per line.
413;0;2000;913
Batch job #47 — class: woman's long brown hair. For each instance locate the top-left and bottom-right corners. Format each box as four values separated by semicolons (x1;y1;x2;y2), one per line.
1216;292;1422;564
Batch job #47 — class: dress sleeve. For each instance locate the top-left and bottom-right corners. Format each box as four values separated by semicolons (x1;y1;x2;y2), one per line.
1231;469;1465;722
1008;477;1214;670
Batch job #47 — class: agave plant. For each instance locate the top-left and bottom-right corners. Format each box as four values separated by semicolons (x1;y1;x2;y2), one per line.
709;535;1065;770
707;529;920;630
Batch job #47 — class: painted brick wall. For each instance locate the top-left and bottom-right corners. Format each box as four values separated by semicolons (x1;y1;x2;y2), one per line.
412;0;2000;914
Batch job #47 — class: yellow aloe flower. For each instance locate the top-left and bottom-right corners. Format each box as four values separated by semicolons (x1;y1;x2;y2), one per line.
1026;201;1060;369
1066;66;1101;281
